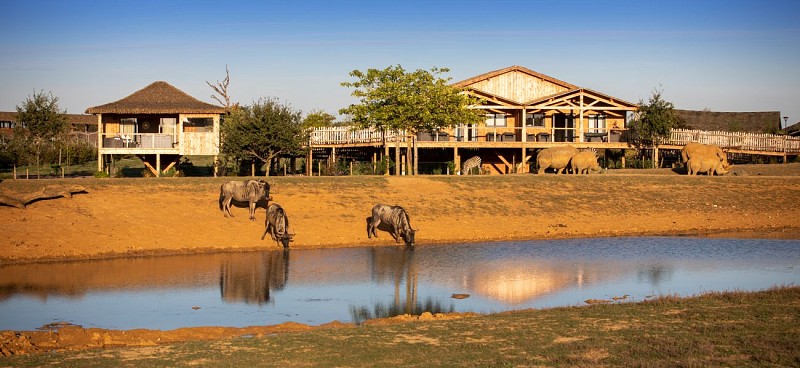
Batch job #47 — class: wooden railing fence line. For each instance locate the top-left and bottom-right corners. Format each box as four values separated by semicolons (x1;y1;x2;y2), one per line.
663;129;800;153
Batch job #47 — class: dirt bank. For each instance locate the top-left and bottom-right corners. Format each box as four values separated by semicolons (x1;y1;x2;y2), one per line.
2;163;800;264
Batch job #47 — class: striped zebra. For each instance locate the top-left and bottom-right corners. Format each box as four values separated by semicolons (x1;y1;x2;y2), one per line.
461;156;482;175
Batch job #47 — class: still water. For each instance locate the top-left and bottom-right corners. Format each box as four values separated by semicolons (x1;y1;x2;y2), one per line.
1;237;798;331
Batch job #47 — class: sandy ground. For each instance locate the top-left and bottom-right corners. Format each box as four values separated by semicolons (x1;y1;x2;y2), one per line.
2;163;800;354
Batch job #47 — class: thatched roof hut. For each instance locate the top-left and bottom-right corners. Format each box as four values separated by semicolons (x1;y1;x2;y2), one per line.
674;109;781;134
85;81;224;114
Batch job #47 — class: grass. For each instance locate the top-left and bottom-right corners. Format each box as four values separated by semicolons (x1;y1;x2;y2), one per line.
4;286;799;367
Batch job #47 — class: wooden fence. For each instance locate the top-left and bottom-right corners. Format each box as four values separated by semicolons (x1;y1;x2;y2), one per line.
662;129;800;154
310;126;402;144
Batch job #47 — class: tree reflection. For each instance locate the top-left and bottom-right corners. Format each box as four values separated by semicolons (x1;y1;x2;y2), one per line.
219;250;289;305
349;247;454;324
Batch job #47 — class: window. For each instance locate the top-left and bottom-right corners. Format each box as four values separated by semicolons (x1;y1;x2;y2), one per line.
588;114;606;133
160;118;177;134
0;121;12;129
525;113;545;127
184;117;213;132
485;113;506;127
120;118;137;135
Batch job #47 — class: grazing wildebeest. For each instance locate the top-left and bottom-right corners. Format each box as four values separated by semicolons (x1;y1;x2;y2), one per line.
367;204;416;246
219;179;271;221
261;203;293;249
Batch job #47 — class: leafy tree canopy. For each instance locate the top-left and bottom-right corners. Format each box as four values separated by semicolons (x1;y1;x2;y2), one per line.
629;87;686;144
339;65;483;134
220;98;306;176
302;109;336;129
15;90;69;139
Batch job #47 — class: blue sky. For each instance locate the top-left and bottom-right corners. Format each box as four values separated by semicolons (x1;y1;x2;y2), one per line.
2;0;799;127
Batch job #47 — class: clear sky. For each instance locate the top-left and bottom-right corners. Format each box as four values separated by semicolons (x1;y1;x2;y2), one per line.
2;0;799;127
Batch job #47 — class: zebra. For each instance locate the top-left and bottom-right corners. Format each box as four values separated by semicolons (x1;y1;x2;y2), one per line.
461;156;482;175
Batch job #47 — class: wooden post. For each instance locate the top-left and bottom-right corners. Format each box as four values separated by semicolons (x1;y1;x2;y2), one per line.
307;149;313;176
579;91;584;143
318;161;321;176
157;154;162;177
454;147;460;175
251;161;255;177
13;166;16;179
372;151;377;174
395;137;401;176
384;131;390;176
653;146;659;169
213;155;218;177
413;136;418;175
621;151;626;169
349;160;353;176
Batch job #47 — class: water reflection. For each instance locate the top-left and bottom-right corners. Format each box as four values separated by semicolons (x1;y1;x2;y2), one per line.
219;250;289;305
0;237;797;331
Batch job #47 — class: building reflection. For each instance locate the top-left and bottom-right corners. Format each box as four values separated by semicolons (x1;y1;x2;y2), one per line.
219;250;289;305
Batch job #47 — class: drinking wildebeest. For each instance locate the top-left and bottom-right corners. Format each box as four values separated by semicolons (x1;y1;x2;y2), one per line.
219;179;271;221
366;204;416;246
261;203;294;249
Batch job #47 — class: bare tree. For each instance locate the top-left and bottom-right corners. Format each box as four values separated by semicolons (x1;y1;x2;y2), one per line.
207;65;232;111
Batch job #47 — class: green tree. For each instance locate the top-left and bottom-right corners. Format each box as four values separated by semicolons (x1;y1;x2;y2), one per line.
339;65;483;134
302;109;336;129
629;87;685;145
221;98;306;176
629;87;686;169
12;90;69;176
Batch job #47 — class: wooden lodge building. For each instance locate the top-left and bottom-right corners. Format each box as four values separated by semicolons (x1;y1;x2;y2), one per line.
310;66;800;174
86;81;225;176
310;65;639;175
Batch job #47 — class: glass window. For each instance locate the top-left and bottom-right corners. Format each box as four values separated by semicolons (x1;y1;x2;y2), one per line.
485;113;506;127
588;114;606;133
160;118;177;134
184;117;214;132
525;113;545;127
120;118;137;134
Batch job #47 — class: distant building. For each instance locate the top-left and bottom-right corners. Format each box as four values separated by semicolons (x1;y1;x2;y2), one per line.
786;121;800;137
673;109;782;134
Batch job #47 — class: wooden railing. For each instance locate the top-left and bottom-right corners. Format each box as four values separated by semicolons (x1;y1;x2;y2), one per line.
310;126;401;144
663;129;800;153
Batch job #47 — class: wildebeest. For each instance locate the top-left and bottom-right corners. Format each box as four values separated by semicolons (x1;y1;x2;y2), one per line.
367;204;416;246
219;179;271;221
261;203;293;249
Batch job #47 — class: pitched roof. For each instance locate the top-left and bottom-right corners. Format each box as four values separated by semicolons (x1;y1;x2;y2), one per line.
673;109;782;133
452;65;578;90
523;87;637;108
85;81;225;114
